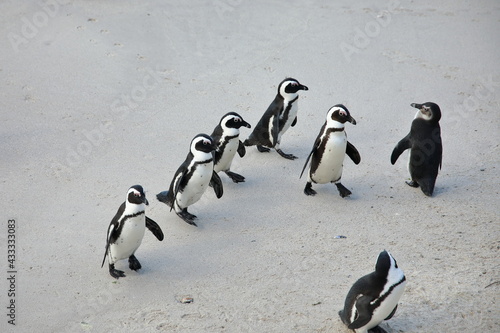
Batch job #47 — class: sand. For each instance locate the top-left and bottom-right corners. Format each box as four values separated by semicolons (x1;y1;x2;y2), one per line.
1;0;499;332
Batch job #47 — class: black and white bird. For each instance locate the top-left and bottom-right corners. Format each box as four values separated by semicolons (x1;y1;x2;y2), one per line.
339;250;407;333
157;134;223;226
391;102;442;196
211;112;251;183
300;104;360;197
101;185;164;279
244;77;308;160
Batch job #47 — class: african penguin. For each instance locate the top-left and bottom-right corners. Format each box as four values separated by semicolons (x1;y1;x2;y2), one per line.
391;102;442;196
157;134;223;226
339;250;407;333
300;104;360;197
244;77;308;160
211;112;251;183
101;185;164;279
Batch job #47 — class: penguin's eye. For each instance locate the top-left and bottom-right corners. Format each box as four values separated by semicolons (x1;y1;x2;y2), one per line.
203;139;211;145
234;118;240;122
290;82;298;86
339;110;347;117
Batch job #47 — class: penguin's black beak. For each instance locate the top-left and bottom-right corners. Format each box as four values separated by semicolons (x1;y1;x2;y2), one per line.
144;197;149;206
243;120;251;129
411;103;422;109
300;84;309;91
348;116;356;125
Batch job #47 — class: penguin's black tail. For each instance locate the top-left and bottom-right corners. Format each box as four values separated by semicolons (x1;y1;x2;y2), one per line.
419;178;436;197
156;191;169;203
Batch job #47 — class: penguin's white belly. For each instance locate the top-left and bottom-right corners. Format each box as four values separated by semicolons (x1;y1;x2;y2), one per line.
311;135;346;184
177;163;213;207
356;280;407;332
214;138;238;172
109;215;145;264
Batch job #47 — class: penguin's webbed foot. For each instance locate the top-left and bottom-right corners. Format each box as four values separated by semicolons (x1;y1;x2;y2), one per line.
336;183;352;198
225;171;245;183
128;254;142;271
405;180;419;188
304;182;317;196
276;149;298;160
257;145;271;153
178;209;198;227
109;264;126;279
368;326;388;333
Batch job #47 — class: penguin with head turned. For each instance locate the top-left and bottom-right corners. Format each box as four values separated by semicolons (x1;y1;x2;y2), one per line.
101;185;164;279
211;112;251;183
244;77;308;160
339;250;407;333
391;102;442;196
157;134;223;226
300;104;360;197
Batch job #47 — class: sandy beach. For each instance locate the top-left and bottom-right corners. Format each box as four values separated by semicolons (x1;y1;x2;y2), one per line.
1;1;499;332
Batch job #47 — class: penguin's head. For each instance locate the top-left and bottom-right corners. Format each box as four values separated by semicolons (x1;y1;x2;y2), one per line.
191;133;217;154
278;78;308;98
220;112;251;130
411;102;441;123
127;185;148;205
327;104;356;127
375;250;399;276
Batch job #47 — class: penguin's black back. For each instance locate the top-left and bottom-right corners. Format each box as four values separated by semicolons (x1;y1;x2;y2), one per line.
245;95;284;147
409;118;442;189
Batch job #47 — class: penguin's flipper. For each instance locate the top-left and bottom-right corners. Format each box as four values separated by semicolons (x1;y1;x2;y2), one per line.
101;225;113;268
101;203;124;268
210;171;224;198
145;216;164;241
384;304;398;321
346;141;361;165
348;295;374;329
300;136;321;179
390;134;411;164
291;116;297;127
237;140;246;158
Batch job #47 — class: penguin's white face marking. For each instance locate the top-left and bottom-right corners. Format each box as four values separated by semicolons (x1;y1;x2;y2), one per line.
415;106;432;120
279;80;300;100
326;107;346;129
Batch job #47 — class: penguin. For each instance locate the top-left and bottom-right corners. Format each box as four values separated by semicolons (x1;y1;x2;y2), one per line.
157;134;223;226
300;104;360;197
101;185;164;279
244;77;308;160
338;250;407;333
391;102;442;196
211;112;251;183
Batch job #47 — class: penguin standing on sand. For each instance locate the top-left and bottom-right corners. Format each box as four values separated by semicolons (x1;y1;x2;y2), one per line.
157;134;223;226
244;77;308;160
391;102;442;196
339;250;407;333
101;185;164;279
211;112;251;183
300;104;360;197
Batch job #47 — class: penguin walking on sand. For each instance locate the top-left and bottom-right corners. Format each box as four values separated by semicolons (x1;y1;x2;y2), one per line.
244;77;308;160
101;185;164;279
211;112;251;183
339;250;407;333
391;102;442;196
300;104;360;197
157;134;223;226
